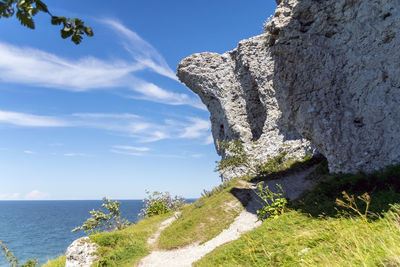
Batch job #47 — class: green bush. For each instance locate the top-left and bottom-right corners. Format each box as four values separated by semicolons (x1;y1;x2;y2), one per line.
254;182;287;220
72;197;131;234
215;140;257;177
140;191;185;218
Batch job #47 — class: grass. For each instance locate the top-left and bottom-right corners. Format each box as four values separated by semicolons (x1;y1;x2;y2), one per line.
42;255;66;267
194;160;400;266
158;179;243;249
90;213;172;267
250;153;323;182
194;207;400;266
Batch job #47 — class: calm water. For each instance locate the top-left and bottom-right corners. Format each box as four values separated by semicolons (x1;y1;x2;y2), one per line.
0;200;144;266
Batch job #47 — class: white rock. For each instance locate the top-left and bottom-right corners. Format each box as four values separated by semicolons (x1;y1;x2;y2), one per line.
178;0;400;175
65;237;98;267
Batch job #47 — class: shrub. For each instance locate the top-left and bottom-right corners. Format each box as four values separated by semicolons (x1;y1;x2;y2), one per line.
0;241;38;267
201;180;232;198
215;140;258;177
72;197;131;234
254;182;287;220
140;191;185;218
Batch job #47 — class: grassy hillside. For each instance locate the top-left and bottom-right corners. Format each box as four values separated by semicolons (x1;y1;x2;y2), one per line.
43;157;400;266
158;179;243;249
195;160;400;266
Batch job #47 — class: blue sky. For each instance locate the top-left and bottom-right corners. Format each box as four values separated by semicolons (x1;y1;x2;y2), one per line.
0;0;276;200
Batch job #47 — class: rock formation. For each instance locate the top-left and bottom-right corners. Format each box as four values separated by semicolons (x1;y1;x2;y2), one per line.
65;237;98;267
178;0;400;176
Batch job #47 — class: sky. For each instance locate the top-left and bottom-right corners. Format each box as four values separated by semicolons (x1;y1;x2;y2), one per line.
0;0;276;200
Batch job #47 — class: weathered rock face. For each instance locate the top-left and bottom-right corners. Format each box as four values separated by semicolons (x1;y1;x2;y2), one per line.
178;0;400;176
65;237;98;267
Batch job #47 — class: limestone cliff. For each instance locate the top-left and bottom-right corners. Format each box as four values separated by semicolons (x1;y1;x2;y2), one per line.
178;0;400;176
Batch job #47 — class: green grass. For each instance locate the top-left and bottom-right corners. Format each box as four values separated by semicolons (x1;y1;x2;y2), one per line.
158;179;244;249
194;207;400;266
194;161;400;266
251;153;323;182
90;213;172;267
42;255;66;267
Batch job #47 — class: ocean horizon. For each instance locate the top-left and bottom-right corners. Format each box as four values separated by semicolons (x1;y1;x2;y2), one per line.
0;200;152;266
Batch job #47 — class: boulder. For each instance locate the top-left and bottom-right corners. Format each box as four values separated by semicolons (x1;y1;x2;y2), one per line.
178;0;400;175
65;237;98;267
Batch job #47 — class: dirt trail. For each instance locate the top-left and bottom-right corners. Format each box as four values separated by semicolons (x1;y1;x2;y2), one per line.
138;166;316;267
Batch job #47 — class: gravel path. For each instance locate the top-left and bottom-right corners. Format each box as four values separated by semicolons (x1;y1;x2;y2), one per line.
147;213;180;246
138;166;317;267
138;202;260;267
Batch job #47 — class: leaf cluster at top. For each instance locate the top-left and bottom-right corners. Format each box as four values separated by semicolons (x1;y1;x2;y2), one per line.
0;0;93;44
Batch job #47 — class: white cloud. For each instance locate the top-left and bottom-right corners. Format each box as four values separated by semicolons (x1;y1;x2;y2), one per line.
112;145;150;152
110;149;144;157
72;113;140;119
180;117;211;138
0;192;21;200
23;150;35;154
129;81;206;110
0;42;139;91
0;110;68;127
0;109;211;144
205;135;214;145
24;190;50;200
102;19;178;81
0;21;205;109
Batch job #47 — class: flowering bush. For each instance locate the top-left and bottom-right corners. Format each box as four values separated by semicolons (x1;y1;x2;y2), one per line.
140;191;185;218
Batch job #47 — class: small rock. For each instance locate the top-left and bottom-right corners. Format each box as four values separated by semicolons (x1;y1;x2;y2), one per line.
65;237;99;267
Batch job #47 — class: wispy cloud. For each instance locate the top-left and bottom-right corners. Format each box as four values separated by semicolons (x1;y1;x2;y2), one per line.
102;19;177;81
0;20;204;109
23;150;35;154
0;110;212;144
179;117;211;139
112;145;150;152
205;135;214;145
128;81;206;110
0;110;68;127
0;42;139;91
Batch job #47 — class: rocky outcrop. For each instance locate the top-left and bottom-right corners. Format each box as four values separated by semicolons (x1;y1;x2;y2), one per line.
65;237;98;267
178;0;400;175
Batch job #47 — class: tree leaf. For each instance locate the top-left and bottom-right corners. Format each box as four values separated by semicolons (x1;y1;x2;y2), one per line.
60;27;73;39
51;15;64;25
71;33;82;44
84;26;93;36
16;9;34;29
35;0;47;12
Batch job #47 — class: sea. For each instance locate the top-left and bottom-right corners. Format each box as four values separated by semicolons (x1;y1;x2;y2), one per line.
0;200;145;267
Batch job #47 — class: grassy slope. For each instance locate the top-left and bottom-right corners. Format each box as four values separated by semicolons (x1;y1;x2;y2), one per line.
90;213;171;267
194;160;400;266
42;255;66;267
158;180;243;249
41;214;170;267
